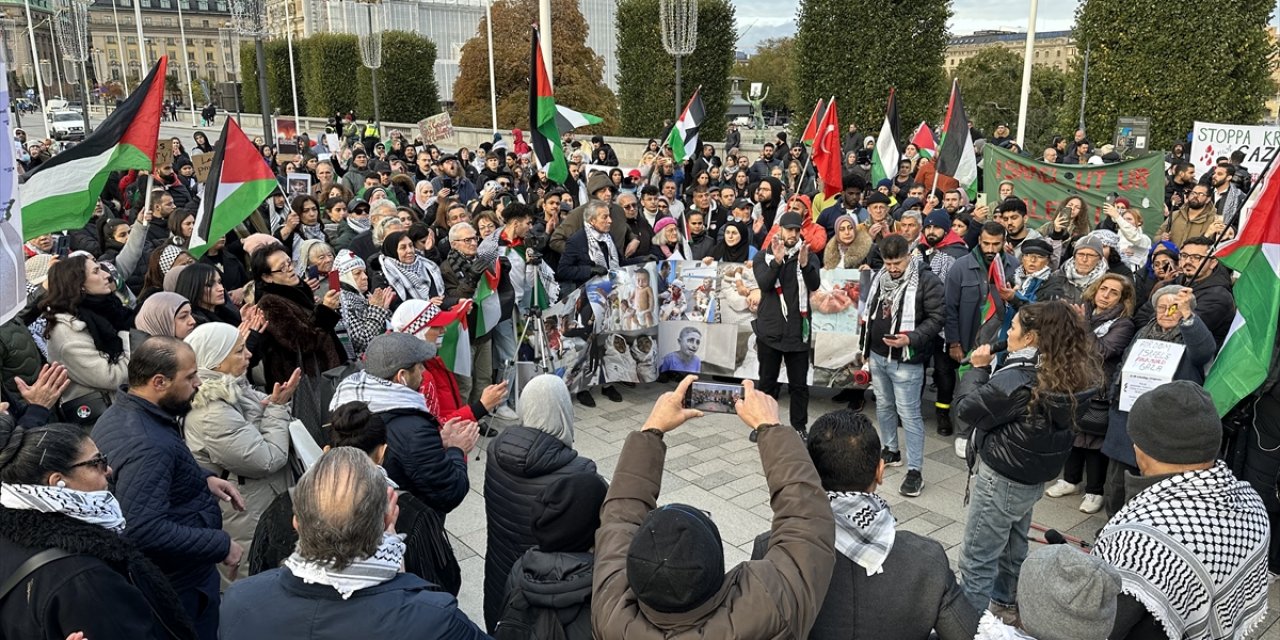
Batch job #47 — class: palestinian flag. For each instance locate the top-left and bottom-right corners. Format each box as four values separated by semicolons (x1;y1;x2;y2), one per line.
936;80;978;197
19;57;167;240
432;301;473;378
812;97;843;198
870;88;900;186
189;117;280;258
665;87;705;165
473;259;502;338
981;252;1008;324
911;121;937;160
554;105;603;132
529;26;567;183
800;98;825;147
1205;156;1280;416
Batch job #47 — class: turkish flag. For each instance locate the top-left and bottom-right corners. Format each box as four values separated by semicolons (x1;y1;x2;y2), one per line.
813;99;843;199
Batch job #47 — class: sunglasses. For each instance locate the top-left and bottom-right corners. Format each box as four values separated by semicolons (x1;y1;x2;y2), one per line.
70;453;109;473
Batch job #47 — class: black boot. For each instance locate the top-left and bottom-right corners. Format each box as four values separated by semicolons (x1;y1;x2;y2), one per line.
576;390;596;407
936;407;953;436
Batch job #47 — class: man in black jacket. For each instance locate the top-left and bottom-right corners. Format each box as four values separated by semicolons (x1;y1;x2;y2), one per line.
752;212;821;441
859;235;944;496
752;409;979;640
1132;236;1235;347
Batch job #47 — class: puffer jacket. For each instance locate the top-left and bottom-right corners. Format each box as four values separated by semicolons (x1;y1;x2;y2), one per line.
47;313;131;404
955;351;1096;486
753;248;822;353
483;426;597;631
0;316;42;400
184;369;292;583
91;391;229;591
495;549;595;640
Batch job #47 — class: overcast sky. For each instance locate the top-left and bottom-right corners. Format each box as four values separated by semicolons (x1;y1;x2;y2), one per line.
733;0;1081;53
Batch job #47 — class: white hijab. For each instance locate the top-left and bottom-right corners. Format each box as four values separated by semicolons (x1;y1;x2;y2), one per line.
518;374;575;447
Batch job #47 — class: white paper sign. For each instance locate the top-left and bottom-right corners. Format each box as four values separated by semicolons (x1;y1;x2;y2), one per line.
1119;339;1186;412
1189;121;1280;184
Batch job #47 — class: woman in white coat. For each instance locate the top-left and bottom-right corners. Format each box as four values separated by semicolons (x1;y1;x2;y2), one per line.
183;322;301;584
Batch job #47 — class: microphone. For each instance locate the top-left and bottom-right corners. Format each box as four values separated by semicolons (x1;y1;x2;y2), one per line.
961;340;1007;365
1043;529;1068;545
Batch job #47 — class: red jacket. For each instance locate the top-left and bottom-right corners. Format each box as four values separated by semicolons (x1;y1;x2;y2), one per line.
418;357;488;424
762;210;828;256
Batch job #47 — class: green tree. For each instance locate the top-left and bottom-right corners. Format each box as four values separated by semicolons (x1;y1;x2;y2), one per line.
793;0;949;141
738;37;794;113
951;48;1068;151
452;0;617;133
300;33;361;119
616;0;735;140
239;40;305;118
1064;0;1278;150
355;31;440;124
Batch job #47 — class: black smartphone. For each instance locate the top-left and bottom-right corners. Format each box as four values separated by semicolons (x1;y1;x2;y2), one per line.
1105;192;1118;205
53;235;70;258
306;265;320;280
683;381;744;415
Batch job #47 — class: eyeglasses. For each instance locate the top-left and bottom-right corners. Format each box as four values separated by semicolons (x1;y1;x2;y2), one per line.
455;236;479;244
69;453;109;473
1180;253;1209;263
271;258;296;273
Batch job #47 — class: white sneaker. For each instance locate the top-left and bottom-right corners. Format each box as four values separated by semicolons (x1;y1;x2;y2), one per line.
953;437;967;459
493;405;518;420
1045;479;1081;498
1079;493;1104;514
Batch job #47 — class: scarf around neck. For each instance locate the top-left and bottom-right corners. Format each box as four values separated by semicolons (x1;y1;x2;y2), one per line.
829;491;896;576
1;483;126;533
1061;259;1106;289
284;531;406;599
76;293;135;364
767;241;810;338
382;255;444;302
1094;462;1270;640
329;370;429;414
862;259;920;359
585;224;620;270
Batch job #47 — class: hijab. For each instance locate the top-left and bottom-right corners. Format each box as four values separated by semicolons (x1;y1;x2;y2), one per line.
184;322;239;371
710;221;751;263
519;374;575;447
135;292;190;338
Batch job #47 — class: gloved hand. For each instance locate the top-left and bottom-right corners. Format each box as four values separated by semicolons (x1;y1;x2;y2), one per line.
590;266;609;277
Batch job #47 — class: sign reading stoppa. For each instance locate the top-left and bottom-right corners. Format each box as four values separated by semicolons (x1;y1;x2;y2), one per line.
1189;120;1280;180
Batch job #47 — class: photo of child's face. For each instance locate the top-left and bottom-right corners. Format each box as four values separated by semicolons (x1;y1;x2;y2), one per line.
636;335;653;352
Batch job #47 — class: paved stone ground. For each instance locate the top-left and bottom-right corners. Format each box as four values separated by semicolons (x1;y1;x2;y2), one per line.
445;381;1280;638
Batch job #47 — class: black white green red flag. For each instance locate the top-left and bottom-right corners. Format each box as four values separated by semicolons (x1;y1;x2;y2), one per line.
529;27;567;183
188;117;279;258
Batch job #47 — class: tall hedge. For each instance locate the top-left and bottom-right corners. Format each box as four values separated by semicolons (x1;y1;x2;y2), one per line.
616;0;735;140
1063;0;1277;149
300;33;361;118
792;0;949;140
355;31;440;124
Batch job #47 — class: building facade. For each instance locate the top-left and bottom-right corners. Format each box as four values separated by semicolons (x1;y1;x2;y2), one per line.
945;29;1076;73
86;0;233;100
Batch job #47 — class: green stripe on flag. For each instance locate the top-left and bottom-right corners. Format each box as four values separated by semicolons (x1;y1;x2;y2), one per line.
1205;244;1280;416
189;179;278;258
473;266;501;337
21;143;152;239
438;321;472;378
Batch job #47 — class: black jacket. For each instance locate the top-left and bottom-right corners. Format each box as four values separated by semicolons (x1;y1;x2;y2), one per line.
943;252;1018;352
1133;266;1235;347
494;549;595;640
483;426;597;631
858;269;945;365
955;352;1095;485
556;229;647;291
0;507;196;640
383;407;471;515
753;249;821;352
751;528;978;640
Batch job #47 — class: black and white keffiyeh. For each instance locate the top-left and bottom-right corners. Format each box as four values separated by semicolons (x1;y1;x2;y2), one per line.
861;258;920;359
829;491;896;576
585;224;620;270
1;483;126;533
284;531;406;599
329;370;428;414
766;241;810;330
381;255;444;302
1093;462;1270;640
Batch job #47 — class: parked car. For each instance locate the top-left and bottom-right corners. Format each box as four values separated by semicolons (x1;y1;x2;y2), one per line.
49;110;86;140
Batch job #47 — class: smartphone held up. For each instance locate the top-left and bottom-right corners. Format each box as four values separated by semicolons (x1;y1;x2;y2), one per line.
683;381;744;414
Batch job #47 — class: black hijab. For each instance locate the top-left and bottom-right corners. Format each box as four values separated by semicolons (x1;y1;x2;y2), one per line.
381;231;409;261
710;221;751;263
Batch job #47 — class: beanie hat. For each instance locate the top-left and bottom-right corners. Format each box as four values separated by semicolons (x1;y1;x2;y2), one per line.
1090;230;1121;250
1114;196;1131;208
1073;235;1105;258
364;332;435;380
531;473;608;553
626;503;725;613
923;210;951;230
333;249;365;276
242;233;282;259
876;178;893;189
653;217;677;235
1017;545;1122;640
24;254;53;286
1128;381;1222;464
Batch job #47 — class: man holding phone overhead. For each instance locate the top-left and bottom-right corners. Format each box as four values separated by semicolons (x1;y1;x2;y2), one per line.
858;235;945;497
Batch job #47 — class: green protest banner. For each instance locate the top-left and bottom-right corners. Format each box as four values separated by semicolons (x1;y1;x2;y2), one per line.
983;145;1167;237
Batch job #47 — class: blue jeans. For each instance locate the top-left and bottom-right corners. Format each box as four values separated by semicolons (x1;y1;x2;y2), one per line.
869;352;925;471
958;459;1045;611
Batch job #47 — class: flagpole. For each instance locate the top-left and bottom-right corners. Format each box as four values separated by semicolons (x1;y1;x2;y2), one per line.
797;95;833;197
484;1;497;132
22;0;50;137
1014;0;1038;148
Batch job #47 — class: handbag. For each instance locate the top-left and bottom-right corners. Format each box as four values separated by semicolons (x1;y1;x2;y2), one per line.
58;391;112;426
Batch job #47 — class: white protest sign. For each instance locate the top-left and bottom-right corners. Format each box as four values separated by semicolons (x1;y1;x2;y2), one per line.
1189;121;1280;183
1119;339;1186;412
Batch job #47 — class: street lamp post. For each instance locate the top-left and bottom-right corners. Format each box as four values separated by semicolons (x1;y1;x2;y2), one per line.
0;18;20;128
22;0;51;136
53;0;92;135
231;0;272;143
355;0;382;132
659;0;697;122
219;26;241;124
175;0;198;125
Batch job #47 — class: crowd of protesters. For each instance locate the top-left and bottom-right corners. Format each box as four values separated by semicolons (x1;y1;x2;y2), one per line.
0;120;1274;640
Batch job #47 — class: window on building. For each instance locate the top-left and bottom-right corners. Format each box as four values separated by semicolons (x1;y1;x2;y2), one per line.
206;51;214;61
142;17;151;25
166;38;176;45
106;35;116;44
160;0;170;7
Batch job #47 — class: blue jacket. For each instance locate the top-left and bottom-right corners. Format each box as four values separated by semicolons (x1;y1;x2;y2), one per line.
221;569;489;640
91;390;228;590
382;407;471;515
943;251;1018;351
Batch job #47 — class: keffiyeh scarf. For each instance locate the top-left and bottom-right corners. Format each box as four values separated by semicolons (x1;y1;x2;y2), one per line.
329;370;429;414
585;224;620;270
767;241;811;340
829;491;896;576
1013;265;1052;300
284;531;406;599
861;258;920;359
381;255;444;302
1061;259;1106;290
1;483;126;533
1093;462;1270;640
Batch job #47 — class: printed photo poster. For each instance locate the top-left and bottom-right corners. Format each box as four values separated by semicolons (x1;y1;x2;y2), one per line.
810;268;867;388
286;172;312;201
595;263;661;384
532;284;598;393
